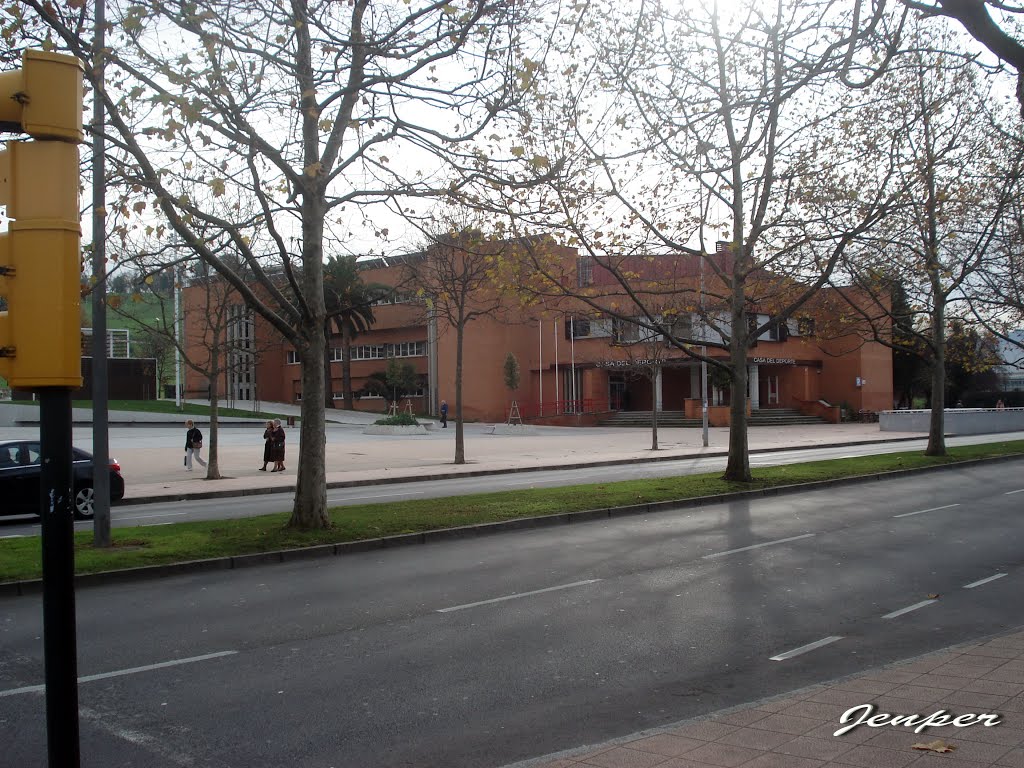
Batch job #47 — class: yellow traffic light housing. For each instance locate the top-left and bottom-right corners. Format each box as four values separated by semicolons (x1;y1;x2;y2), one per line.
0;140;80;221
0;49;83;390
0;50;84;142
0;221;82;387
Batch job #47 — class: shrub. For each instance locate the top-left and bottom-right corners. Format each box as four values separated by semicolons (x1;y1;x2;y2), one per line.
374;412;419;426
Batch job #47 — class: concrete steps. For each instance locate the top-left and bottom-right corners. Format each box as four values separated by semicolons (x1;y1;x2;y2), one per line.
597;411;701;427
748;408;826;426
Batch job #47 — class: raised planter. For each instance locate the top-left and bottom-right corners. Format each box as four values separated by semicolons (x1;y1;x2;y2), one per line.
488;424;538;435
362;424;429;435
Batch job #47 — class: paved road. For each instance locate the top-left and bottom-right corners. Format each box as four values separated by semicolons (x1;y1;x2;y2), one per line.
0;431;1020;535
2;460;1023;767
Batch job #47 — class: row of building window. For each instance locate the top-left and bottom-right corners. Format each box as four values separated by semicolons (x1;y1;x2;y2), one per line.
287;341;427;365
564;313;815;343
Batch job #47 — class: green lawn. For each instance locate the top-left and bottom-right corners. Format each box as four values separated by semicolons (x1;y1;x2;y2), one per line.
1;440;1021;583
1;399;294;421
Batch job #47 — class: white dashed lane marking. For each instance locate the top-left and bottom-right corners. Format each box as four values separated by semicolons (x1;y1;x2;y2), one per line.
770;636;843;661
964;573;1007;589
0;650;238;698
882;600;937;619
893;503;960;519
437;579;602;613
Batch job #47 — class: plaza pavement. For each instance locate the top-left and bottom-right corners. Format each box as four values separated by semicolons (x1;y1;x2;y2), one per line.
0;400;939;502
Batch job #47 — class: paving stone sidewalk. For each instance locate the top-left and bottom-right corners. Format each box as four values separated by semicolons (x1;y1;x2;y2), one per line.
516;629;1024;768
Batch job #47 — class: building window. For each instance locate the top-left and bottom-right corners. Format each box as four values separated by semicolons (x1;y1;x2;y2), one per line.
797;317;816;337
286;350;300;365
330;347;343;362
387;341;427;358
665;313;692;340
764;320;788;342
565;316;591;339
351;345;386;360
576;255;593;287
612;317;642;344
372;291;418;306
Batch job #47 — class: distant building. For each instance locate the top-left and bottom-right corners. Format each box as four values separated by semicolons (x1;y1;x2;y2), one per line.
996;330;1024;391
182;241;893;423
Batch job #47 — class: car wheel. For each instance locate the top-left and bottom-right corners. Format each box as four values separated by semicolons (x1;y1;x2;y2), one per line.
74;486;95;520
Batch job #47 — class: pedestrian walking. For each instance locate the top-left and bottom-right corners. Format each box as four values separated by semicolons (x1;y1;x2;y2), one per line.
271;418;286;472
259;420;274;470
184;419;207;471
440;399;448;428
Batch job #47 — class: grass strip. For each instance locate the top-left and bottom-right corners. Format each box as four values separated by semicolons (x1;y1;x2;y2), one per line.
1;440;1021;583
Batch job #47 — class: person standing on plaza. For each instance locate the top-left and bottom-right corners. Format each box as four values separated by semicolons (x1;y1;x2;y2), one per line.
259;420;274;470
271;418;287;472
440;399;448;428
184;419;207;471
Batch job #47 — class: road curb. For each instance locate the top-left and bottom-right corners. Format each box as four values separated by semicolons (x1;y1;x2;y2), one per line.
2;450;1020;597
119;435;931;506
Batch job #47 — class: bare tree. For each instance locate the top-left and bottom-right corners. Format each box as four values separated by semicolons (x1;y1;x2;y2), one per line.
834;31;1022;454
901;0;1024;115
482;0;902;481
400;226;511;464
7;0;547;527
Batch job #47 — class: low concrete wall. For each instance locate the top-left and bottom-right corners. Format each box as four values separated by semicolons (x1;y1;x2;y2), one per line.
880;408;1024;435
794;398;842;424
362;425;429;435
0;403;269;427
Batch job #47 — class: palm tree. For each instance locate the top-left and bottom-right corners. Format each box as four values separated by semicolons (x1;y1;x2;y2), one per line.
322;255;389;409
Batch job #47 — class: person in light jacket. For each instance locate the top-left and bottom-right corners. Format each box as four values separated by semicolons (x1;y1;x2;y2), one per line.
184;419;207;471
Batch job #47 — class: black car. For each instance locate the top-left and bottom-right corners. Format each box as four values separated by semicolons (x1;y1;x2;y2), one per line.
0;440;125;520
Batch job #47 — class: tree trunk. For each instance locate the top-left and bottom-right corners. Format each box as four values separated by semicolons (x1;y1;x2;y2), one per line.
724;278;751;481
289;181;329;528
323;323;335;409
926;288;947;456
341;323;354;410
650;371;659;450
205;371;222;481
290;330;329;528
203;338;223;479
454;321;465;465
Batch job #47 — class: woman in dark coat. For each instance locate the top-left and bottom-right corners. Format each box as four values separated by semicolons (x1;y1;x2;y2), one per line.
271;419;286;472
259;420;274;470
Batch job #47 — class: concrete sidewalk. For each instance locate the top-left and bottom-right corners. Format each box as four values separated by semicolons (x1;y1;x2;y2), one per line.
511;628;1024;768
105;422;931;503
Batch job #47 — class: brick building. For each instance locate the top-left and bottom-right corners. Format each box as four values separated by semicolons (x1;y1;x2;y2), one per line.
182;241;893;423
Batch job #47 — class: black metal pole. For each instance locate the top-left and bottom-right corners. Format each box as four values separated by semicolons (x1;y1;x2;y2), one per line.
39;387;81;768
92;0;111;547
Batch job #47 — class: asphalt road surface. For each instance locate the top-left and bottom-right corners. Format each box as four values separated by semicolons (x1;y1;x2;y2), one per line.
2;459;1024;767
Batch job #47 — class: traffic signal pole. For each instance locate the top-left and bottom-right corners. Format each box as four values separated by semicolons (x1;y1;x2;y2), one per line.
0;49;86;767
39;387;81;768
